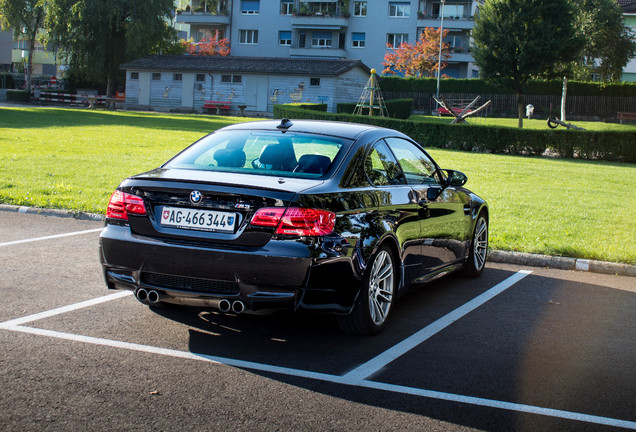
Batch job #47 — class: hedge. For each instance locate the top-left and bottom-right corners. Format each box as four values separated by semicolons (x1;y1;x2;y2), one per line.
273;105;636;163
337;98;413;119
285;103;327;112
379;77;636;97
7;90;30;102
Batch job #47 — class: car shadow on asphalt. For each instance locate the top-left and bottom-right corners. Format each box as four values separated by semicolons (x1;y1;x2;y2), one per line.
237;272;636;432
148;268;518;376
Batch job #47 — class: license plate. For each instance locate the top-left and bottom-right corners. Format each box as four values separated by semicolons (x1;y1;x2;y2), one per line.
160;207;237;233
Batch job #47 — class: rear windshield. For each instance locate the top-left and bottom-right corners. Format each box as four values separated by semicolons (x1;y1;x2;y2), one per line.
164;130;350;178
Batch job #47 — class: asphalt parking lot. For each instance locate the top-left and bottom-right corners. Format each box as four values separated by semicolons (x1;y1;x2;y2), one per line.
1;210;635;431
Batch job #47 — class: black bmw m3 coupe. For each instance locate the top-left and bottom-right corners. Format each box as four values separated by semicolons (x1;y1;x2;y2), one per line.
99;119;488;334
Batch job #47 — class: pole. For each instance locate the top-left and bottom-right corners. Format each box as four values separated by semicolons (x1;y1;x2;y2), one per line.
369;70;375;116
436;0;446;114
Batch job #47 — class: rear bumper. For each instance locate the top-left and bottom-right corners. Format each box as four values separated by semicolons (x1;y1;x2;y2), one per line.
99;225;360;313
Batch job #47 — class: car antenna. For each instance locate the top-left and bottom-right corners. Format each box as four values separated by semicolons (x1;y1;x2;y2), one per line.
277;118;293;132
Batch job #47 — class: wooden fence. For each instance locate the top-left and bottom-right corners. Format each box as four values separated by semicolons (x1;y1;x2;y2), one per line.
383;91;636;120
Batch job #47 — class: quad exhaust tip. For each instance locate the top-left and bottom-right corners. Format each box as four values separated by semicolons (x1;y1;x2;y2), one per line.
147;290;162;304
232;300;245;314
135;288;148;303
137;290;247;314
218;299;246;314
135;288;163;305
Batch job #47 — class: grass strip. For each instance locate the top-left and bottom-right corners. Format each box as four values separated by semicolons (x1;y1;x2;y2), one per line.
1;107;634;264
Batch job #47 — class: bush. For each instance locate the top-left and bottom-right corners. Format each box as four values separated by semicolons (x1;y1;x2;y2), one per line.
7;90;30;102
273;105;636;163
287;103;327;112
335;99;413;119
384;98;413;119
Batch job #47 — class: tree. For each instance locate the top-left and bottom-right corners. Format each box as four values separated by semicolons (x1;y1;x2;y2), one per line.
186;35;231;56
573;0;636;82
472;0;583;127
382;28;451;78
0;0;45;94
45;0;178;96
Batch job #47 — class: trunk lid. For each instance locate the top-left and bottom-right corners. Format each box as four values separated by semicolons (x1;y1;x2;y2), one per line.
120;169;324;247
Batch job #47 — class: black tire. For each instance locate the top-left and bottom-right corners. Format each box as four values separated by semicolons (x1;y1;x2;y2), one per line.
461;212;489;277
337;245;397;335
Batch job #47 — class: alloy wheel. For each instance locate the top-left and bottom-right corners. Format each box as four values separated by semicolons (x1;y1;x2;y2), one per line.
367;250;395;326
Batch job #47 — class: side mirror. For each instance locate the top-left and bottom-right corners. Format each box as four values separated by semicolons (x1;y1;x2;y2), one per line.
444;169;468;187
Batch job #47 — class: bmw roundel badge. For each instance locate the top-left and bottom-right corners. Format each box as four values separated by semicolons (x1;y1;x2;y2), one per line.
190;190;203;204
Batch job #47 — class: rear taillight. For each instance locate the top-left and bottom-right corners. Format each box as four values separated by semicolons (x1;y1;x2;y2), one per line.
106;191;147;220
251;207;335;236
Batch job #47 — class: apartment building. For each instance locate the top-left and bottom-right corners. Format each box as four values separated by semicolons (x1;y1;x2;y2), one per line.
175;0;482;78
619;0;636;81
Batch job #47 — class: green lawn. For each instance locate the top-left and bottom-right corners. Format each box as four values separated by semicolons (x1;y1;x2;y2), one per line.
1;107;634;264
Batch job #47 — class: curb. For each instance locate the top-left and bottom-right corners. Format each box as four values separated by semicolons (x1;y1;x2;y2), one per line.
488;250;635;278
2;204;635;277
0;204;104;222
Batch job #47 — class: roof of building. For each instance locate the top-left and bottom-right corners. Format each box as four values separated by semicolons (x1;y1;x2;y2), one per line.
618;0;636;12
121;55;370;76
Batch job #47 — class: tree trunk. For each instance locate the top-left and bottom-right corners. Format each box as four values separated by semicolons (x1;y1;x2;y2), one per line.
517;92;524;128
106;77;114;98
25;34;36;96
561;76;567;122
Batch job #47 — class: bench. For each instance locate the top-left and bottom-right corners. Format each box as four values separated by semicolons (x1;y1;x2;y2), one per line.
617;112;636;124
204;100;231;115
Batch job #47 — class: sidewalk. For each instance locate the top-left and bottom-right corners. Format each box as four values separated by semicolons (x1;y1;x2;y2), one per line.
1;204;634;277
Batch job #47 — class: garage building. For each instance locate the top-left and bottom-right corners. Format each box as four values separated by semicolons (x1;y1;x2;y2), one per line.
120;55;370;115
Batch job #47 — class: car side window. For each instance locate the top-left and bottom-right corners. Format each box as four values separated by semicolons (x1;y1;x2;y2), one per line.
384;137;440;185
364;140;406;186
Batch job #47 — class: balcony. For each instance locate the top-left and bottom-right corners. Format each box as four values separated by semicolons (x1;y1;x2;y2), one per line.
176;0;230;25
417;15;475;30
176;10;230;25
289;47;347;59
291;14;349;30
447;49;474;63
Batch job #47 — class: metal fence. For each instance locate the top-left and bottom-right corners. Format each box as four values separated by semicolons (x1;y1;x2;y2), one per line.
384;91;636;120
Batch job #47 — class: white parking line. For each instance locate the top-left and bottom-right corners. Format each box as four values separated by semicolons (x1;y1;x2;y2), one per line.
0;291;132;329
0;228;102;247
343;270;532;382
1;270;634;430
4;323;635;430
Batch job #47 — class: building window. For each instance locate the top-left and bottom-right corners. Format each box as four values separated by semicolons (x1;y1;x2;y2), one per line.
432;3;465;18
389;2;410;17
196;74;206;82
311;31;332;47
130;72;139;80
280;0;293;15
310;78;320;87
173;73;182;81
239;29;258;44
299;31;307;48
353;1;367;16
241;0;259;14
351;32;366;48
387;33;408;48
279;30;292;46
222;74;242;83
152;73;161;80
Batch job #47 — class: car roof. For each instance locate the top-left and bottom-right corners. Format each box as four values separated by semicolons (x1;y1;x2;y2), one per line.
219;119;385;140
